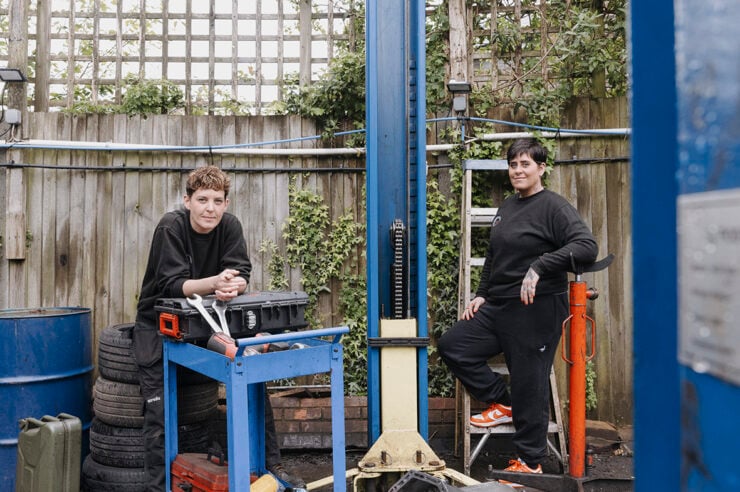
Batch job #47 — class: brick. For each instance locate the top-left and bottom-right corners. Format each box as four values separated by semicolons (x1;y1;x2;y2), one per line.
344;406;364;420
344;419;368;433
270;396;300;408
303;397;332;408
275;421;301;434
429;397;455;410
280;433;324;449
346;432;368;448
284;406;323;421
344;396;368;408
301;420;333;433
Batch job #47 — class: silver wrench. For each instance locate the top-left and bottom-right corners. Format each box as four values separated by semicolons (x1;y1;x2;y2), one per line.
186;294;223;334
212;300;231;337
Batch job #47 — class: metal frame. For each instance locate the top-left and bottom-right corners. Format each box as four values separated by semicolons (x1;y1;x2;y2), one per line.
365;0;428;444
163;327;348;491
629;1;680;490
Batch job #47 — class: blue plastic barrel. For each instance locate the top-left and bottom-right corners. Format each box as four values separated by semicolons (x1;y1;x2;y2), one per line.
0;307;93;490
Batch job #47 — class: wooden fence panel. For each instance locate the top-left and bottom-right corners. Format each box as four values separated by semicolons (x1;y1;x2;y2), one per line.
0;105;634;423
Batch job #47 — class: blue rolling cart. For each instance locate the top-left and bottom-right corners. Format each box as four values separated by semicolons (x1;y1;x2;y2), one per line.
163;327;348;491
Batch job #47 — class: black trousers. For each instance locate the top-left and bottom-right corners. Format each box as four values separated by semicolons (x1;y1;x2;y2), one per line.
438;293;567;466
137;360;281;492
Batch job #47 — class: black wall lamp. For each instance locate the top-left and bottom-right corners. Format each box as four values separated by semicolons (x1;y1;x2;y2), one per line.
447;80;472;114
0;68;27;82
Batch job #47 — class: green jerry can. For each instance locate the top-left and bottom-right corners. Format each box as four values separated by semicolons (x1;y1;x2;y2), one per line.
15;413;81;492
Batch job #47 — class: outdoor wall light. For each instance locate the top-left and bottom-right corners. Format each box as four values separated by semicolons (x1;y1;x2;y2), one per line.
447;79;471;113
0;68;27;82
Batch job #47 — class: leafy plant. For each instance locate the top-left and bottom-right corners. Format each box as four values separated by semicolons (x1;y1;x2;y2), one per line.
260;181;367;394
586;360;598;411
118;75;184;116
272;50;366;144
63;75;184;116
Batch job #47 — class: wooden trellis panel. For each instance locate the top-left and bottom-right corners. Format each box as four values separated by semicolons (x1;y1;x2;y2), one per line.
0;0;354;114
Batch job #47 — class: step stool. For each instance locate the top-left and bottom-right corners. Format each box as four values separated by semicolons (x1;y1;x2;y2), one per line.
461;362;568;475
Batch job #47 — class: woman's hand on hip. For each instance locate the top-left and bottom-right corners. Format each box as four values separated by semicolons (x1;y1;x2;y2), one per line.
520;267;540;305
463;296;486;320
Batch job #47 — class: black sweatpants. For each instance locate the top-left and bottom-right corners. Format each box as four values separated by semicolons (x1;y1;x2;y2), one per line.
137;360;281;492
438;293;567;466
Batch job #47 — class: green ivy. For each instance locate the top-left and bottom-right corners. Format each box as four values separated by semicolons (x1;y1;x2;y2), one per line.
425;179;460;397
261;180;368;394
586;360;598;411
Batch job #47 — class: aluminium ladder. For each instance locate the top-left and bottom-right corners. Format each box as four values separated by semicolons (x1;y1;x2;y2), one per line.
455;159;568;476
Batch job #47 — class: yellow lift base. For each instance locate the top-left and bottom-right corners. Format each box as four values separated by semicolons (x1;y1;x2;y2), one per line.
306;319;485;491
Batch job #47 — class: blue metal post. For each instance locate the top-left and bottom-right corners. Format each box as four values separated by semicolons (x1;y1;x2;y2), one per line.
629;1;680;490
365;0;428;444
410;0;429;440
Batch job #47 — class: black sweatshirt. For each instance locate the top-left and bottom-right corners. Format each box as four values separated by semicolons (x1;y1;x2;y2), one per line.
476;189;598;301
135;208;252;333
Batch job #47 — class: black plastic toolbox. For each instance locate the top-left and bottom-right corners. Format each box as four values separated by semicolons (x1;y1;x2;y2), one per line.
155;291;309;342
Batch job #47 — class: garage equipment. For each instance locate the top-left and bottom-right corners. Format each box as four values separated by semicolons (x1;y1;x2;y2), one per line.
186;294;238;359
162;326;348;492
157;291;309;342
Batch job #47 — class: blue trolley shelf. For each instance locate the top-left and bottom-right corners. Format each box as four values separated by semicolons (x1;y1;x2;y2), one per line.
163;327;349;492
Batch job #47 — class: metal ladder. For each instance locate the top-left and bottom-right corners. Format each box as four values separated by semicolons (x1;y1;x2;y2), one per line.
455;159;568;475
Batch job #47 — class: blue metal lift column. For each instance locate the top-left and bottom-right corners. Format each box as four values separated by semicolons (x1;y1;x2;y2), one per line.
365;0;428;444
629;1;680;490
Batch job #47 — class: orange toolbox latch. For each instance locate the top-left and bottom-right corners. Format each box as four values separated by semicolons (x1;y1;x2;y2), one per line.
159;312;182;339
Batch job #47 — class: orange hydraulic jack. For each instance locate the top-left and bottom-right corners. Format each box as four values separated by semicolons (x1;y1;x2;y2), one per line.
486;254;617;492
561;253;614;478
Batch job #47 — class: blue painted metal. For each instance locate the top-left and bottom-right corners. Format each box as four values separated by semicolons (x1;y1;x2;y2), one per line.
629;2;680;490
365;0;429;445
410;0;429;440
673;1;740;490
0;307;93;491
634;0;740;490
163;327;348;492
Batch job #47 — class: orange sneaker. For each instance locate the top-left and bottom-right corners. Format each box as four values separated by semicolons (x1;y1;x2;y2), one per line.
469;402;512;427
498;458;543;489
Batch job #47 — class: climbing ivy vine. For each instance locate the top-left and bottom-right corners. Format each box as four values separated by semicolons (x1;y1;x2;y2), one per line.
259;180;368;395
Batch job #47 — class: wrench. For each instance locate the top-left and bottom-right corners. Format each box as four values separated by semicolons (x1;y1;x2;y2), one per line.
212;299;231;337
186;293;223;334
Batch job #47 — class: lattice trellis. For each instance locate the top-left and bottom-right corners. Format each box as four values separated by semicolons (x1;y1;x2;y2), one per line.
0;0;354;114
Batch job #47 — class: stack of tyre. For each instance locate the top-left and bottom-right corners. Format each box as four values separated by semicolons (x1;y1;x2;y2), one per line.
82;323;220;492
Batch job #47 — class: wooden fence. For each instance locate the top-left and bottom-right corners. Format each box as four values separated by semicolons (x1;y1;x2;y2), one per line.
1;99;632;424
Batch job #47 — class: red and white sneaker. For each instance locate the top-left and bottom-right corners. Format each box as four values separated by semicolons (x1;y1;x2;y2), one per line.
498;458;543;489
469;402;512;427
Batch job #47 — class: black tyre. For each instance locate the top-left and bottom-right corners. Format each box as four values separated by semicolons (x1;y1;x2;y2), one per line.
81;454;147;492
89;419;144;468
97;322;212;385
92;377;218;428
178;381;219;424
89;418;213;468
93;377;144;428
98;323;140;383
